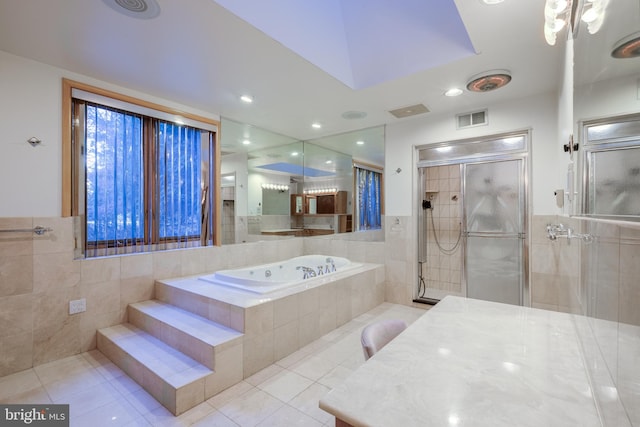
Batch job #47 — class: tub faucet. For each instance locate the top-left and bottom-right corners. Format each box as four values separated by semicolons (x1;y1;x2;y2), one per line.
326;257;336;272
296;266;316;279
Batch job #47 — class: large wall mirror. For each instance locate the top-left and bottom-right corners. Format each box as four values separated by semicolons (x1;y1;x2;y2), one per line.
573;0;640;220
220;117;385;243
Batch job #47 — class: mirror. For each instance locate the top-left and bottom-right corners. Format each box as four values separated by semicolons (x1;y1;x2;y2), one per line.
220;117;385;242
573;0;640;219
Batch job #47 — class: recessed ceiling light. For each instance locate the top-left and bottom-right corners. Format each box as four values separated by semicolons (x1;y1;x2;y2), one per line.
482;0;504;4
291;151;299;156
242;139;251;145
240;95;253;103
325;160;332;164
356;140;365;145
312;123;322;129
444;88;463;97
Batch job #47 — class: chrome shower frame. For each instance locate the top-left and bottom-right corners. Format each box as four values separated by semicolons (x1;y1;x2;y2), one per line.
415;130;531;307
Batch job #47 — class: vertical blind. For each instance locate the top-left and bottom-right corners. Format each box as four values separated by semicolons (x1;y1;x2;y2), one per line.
78;101;214;257
85;104;145;248
157;122;202;241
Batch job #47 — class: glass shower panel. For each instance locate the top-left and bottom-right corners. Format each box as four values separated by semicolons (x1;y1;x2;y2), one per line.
466;236;522;304
465;160;522;234
464;160;524;305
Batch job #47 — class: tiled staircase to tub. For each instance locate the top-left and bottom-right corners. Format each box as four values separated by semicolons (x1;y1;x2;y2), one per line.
96;261;385;416
96;297;244;416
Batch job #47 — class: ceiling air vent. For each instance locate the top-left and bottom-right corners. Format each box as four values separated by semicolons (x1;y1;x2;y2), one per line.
388;104;429;119
456;109;488;129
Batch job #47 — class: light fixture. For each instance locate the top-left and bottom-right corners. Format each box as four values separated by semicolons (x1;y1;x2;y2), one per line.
543;0;608;45
261;183;289;191
580;0;608;35
482;0;504;4
240;95;253;103
444;88;463;97
543;0;571;45
311;122;322;129
291;151;299;156
242;139;251;145
356;140;365;145
612;32;640;59
466;70;511;92
304;188;337;194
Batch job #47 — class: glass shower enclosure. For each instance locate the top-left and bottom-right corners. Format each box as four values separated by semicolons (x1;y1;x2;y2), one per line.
416;132;529;306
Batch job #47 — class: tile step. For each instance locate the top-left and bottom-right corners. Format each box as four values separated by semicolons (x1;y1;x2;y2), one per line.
128;300;243;369
97;323;212;415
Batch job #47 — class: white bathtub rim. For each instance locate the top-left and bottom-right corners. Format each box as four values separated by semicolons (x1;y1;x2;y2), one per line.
160;261;379;308
198;254;358;295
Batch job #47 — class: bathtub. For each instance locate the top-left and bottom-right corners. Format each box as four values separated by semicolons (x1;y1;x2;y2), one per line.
198;255;360;294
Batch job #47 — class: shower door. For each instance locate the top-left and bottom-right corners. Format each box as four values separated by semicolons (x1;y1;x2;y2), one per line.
464;159;525;305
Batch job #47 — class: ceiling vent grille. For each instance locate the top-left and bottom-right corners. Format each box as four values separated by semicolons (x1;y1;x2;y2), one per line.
388;104;429;119
456;109;488;129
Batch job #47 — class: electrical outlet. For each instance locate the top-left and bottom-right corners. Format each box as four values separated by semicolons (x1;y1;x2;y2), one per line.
69;298;86;315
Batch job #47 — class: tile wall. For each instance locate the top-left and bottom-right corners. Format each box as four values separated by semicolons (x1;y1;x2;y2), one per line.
0;216;303;377
423;165;463;296
0;216;389;379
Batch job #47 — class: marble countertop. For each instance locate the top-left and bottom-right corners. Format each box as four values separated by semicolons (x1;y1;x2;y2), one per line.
319;296;602;427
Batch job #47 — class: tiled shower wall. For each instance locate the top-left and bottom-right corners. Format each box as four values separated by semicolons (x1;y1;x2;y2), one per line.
422;165;463;296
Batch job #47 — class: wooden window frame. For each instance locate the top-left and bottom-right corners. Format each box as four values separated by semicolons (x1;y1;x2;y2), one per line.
62;78;222;247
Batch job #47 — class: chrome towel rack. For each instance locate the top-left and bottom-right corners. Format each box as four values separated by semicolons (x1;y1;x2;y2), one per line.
0;226;53;235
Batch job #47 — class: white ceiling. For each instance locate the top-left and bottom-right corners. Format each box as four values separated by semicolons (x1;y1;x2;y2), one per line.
0;0;564;160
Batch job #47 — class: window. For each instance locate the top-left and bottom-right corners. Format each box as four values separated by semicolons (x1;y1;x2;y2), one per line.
63;79;219;257
354;164;383;231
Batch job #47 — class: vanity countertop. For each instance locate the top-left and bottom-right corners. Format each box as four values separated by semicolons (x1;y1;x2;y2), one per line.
319;296;601;427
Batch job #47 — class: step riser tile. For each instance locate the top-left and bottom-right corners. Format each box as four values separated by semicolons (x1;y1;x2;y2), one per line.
97;333;144;385
161;327;214;370
129;305;216;369
155;282;245;332
205;343;243;398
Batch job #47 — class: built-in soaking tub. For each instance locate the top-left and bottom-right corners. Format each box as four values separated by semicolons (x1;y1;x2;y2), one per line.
199;254;361;294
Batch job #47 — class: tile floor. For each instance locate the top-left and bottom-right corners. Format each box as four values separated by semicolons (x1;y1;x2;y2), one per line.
0;302;427;427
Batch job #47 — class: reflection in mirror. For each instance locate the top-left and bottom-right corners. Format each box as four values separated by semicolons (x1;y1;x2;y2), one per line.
220;117;385;242
220;117;299;243
574;0;640;220
220;172;236;244
581;114;640;220
571;2;640;425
